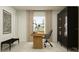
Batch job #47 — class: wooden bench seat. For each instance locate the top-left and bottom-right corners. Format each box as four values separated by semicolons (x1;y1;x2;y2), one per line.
1;38;19;51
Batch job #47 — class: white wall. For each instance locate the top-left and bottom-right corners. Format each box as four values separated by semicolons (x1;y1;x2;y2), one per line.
0;6;18;44
52;11;60;43
16;10;28;42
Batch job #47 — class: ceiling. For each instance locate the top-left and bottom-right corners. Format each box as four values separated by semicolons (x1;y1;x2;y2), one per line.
12;6;65;11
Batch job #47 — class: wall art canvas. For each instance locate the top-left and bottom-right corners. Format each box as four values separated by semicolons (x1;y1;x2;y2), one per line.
3;10;11;34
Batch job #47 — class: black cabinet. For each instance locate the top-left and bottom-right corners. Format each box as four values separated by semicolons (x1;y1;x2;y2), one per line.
57;7;78;51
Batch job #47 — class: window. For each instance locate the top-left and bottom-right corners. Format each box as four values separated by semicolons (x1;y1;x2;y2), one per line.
33;16;45;33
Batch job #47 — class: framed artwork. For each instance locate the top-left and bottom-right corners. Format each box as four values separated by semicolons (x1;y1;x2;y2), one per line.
3;10;11;34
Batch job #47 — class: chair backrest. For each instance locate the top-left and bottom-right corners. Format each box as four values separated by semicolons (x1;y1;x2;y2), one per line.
45;30;52;39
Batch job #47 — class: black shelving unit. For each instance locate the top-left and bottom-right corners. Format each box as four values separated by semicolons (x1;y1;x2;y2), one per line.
57;7;78;51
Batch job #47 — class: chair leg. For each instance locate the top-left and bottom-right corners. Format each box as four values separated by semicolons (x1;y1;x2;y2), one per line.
44;41;47;48
44;43;46;48
48;41;53;47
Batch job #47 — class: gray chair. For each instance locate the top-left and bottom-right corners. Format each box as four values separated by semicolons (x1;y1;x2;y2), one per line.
43;30;53;47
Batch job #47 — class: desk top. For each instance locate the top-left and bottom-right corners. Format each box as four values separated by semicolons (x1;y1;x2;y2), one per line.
31;32;45;37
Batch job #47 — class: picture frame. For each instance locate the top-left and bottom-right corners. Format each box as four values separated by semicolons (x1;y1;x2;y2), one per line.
3;10;11;34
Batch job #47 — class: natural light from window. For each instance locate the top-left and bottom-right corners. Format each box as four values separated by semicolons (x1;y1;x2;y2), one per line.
33;16;45;33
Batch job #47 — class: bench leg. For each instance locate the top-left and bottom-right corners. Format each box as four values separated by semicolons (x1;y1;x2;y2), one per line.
9;44;11;51
18;40;19;44
1;43;3;51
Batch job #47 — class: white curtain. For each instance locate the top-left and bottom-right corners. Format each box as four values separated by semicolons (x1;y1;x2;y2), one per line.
45;10;52;41
27;10;34;42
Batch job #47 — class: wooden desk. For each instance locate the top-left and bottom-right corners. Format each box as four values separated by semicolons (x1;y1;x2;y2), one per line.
32;33;44;49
